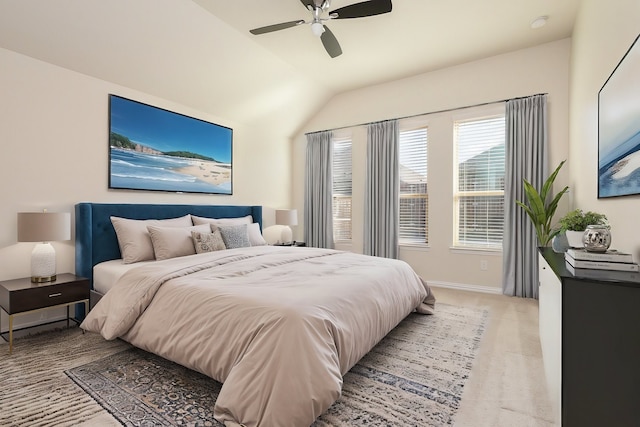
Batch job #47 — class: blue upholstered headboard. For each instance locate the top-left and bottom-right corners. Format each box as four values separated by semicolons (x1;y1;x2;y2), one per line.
75;203;262;287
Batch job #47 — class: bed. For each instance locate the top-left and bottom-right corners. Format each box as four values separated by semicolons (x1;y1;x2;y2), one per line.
75;202;436;427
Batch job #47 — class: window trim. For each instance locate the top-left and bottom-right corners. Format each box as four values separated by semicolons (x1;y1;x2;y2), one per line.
452;105;506;250
398;123;429;245
332;133;353;243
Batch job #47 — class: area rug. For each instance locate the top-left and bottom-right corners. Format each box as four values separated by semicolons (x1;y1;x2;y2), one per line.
64;304;487;426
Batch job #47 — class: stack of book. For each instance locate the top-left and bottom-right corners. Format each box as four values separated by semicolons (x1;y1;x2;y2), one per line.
565;248;639;278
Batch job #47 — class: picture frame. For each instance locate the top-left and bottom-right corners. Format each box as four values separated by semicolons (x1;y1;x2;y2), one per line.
109;95;233;195
598;33;640;198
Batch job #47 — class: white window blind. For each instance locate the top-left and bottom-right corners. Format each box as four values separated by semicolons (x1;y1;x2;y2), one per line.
332;137;352;241
453;115;505;248
399;127;428;244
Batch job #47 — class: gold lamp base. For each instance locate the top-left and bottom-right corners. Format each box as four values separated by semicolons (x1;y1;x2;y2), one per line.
31;274;57;283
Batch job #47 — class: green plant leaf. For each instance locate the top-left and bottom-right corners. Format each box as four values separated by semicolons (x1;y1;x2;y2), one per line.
558;208;607;231
515;160;568;246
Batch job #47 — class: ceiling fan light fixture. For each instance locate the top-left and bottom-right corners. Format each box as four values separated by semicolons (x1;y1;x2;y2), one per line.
311;22;325;37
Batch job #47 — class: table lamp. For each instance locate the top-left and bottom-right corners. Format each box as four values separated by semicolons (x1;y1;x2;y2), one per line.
275;209;298;245
17;211;71;282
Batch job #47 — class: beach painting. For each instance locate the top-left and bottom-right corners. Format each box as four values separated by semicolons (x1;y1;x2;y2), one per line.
598;33;640;198
109;95;232;195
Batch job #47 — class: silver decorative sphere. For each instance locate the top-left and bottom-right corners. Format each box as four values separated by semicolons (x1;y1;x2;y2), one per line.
582;225;611;252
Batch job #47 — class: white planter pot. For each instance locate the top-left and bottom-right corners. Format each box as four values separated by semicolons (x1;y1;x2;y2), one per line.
565;230;584;248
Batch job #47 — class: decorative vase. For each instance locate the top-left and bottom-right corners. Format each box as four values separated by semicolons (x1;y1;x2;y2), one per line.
551;233;570;253
565;230;585;248
582;225;612;252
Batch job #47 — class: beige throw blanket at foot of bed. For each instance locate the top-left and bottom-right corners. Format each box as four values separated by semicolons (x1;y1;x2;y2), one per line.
82;246;435;427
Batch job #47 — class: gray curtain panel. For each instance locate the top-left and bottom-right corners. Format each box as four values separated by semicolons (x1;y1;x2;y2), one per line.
364;120;399;258
502;94;547;298
304;131;335;249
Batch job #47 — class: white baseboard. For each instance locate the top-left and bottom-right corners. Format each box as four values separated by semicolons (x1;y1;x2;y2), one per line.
428;280;502;295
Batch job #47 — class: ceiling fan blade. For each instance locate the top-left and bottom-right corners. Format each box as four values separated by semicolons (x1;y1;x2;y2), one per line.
250;20;304;35
299;0;315;10
330;0;392;19
320;26;342;58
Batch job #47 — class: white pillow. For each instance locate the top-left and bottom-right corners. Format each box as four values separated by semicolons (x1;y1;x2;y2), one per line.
192;214;253;227
110;215;192;264
247;222;267;246
147;224;211;261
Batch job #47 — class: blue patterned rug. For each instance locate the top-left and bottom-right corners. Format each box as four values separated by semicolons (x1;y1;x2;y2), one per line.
65;304;487;426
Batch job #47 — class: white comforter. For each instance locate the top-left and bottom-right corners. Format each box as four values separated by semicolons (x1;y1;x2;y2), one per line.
81;246;435;427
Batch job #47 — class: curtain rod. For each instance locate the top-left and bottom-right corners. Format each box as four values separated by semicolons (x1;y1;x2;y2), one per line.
305;93;548;136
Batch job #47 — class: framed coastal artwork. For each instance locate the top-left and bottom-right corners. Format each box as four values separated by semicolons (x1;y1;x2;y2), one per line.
598;33;640;198
108;95;233;195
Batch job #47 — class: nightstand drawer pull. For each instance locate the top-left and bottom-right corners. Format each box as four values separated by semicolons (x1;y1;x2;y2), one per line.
49;293;62;298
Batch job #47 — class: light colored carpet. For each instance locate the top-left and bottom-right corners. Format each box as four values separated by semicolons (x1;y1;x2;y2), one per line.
0;288;554;426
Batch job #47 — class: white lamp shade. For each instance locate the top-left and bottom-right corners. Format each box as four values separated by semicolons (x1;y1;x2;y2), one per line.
17;212;71;242
275;209;298;226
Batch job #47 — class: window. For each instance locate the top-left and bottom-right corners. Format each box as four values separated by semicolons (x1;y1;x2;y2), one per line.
399;127;428;244
453;114;505;249
332;137;352;241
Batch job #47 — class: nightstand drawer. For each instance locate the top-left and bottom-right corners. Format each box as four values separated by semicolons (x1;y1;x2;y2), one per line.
8;280;89;314
0;274;90;354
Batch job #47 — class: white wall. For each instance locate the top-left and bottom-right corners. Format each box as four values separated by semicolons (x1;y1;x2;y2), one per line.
569;0;640;257
292;39;572;292
0;47;292;283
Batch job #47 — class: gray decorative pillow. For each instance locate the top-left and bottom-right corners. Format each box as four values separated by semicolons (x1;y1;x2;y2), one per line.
192;229;227;253
218;224;251;249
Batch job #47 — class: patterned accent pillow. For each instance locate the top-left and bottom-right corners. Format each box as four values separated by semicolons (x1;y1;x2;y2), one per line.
191;229;227;254
218;224;251;249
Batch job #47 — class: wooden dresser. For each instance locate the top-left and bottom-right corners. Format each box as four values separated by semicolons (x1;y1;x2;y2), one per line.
538;248;640;427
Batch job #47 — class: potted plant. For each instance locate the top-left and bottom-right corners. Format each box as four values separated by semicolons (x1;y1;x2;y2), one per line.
516;160;569;246
558;209;608;248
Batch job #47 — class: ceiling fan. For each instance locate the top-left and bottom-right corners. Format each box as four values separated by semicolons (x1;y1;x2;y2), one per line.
249;0;393;58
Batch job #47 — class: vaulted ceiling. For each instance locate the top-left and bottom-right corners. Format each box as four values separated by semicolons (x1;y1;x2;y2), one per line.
0;0;580;136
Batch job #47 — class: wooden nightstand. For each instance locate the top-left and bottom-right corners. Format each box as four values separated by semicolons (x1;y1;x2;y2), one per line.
0;273;90;354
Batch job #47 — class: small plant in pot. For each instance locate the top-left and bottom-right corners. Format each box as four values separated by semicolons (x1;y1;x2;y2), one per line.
558;209;608;248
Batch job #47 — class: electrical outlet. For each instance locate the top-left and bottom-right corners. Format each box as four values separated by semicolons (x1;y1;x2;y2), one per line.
480;260;488;271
